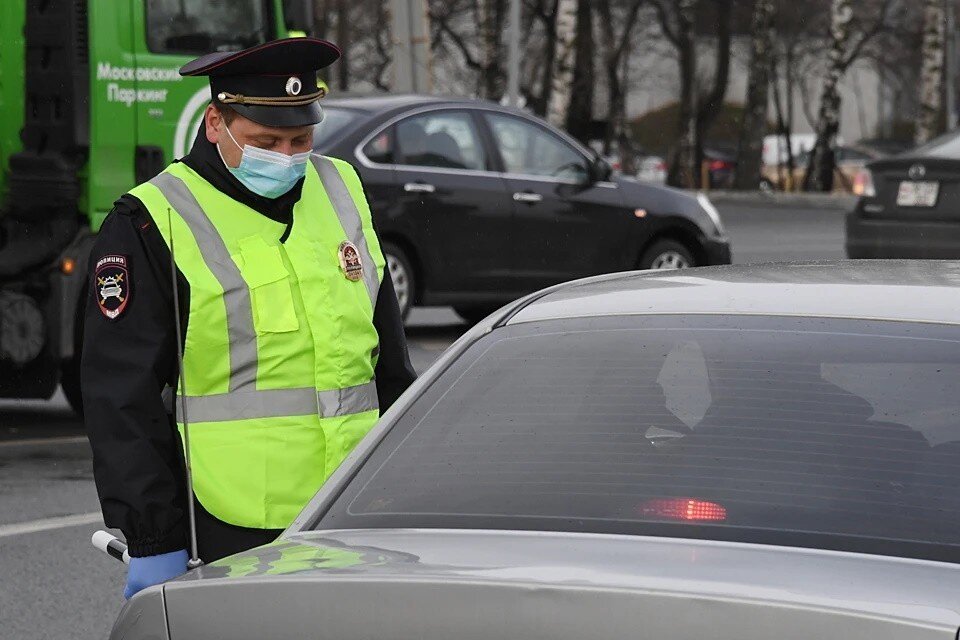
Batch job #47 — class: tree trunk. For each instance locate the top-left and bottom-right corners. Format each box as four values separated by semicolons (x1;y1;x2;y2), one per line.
667;0;697;188
734;0;775;190
565;0;594;143
547;0;578;128
597;0;644;159
804;0;853;192
530;0;560;117
336;0;350;90
916;0;946;145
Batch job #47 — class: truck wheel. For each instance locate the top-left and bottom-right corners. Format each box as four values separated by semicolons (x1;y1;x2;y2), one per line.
383;243;414;321
639;240;696;271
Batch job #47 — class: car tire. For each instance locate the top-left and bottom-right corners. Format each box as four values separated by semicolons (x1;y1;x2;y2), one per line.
454;305;499;325
383;242;414;321
639;239;696;271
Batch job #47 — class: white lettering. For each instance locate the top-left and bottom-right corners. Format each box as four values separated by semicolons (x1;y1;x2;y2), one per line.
97;62;181;83
107;83;137;107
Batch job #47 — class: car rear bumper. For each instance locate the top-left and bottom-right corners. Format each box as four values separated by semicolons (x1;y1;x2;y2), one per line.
703;237;732;265
846;211;960;259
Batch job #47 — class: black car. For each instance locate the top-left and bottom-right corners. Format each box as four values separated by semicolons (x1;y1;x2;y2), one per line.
314;95;731;320
847;130;960;259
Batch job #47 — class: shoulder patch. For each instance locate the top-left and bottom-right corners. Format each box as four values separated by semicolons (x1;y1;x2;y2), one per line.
94;255;131;320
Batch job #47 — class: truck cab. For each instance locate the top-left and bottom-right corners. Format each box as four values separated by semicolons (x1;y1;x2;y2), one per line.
0;1;304;412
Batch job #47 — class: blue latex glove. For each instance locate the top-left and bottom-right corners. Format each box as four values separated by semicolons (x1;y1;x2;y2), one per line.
124;549;189;599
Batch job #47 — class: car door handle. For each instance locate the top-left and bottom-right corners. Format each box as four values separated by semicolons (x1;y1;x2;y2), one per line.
513;191;543;203
404;182;436;193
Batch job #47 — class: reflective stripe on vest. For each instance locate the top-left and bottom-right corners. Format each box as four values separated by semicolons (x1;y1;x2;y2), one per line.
171;380;379;423
149;155;381;423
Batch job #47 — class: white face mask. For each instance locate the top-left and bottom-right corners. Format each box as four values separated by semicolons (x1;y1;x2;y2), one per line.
218;123;311;199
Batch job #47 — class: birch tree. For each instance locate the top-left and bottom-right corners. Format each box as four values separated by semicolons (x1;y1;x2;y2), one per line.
916;0;946;145
734;0;775;190
805;0;894;192
547;0;578;128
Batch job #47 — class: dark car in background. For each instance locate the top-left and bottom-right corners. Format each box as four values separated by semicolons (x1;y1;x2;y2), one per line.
847;130;960;259
314;95;731;320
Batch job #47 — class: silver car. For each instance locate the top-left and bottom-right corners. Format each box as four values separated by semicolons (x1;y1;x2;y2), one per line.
113;261;960;640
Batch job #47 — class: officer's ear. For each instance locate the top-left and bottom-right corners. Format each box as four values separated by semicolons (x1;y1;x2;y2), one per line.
205;105;226;145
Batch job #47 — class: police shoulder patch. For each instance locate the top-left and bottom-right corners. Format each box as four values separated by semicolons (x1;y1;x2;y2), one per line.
94;255;131;320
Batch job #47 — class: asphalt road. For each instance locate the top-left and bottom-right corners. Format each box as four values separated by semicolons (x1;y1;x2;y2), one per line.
0;202;845;639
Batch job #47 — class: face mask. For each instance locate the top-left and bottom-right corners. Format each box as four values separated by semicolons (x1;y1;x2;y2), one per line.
218;123;311;199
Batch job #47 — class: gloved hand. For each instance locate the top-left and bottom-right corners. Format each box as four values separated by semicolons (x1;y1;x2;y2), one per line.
124;549;189;599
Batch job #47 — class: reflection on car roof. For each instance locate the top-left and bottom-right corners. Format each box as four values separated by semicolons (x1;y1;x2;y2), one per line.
508;260;960;327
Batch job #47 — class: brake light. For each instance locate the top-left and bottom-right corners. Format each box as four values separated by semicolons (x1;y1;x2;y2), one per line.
641;498;727;522
708;160;731;172
853;168;876;197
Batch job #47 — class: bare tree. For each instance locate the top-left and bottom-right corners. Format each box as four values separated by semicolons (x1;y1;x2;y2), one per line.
566;0;595;142
916;0;946;144
654;0;734;188
596;0;646;168
805;0;896;192
734;0;775;190
547;0;578;127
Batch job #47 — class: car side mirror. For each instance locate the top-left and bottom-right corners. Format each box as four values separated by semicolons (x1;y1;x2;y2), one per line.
590;157;613;184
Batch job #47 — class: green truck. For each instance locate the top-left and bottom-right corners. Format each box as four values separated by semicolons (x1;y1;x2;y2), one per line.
0;1;309;413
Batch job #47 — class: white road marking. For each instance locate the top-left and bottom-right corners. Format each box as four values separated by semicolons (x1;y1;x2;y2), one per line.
0;435;88;449
0;512;103;538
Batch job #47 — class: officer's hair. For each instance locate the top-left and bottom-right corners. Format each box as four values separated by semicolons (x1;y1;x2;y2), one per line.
214;103;238;125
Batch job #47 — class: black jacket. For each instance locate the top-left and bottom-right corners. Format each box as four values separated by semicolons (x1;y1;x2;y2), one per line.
81;128;416;557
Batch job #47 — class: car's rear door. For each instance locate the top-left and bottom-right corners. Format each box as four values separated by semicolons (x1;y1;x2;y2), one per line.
388;109;514;299
479;111;629;291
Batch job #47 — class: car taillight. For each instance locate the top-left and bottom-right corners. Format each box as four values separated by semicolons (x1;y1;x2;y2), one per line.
853;168;876;197
641;498;727;522
708;160;730;171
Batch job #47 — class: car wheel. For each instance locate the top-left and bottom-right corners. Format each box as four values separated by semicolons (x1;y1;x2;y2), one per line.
639;240;696;271
759;178;774;193
454;305;499;325
383;243;414;320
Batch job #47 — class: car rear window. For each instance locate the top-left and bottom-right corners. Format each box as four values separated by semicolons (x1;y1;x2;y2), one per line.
315;316;960;563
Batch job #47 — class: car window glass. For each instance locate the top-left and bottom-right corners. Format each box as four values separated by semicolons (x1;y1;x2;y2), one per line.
912;130;960;158
394;112;486;171
317;316;960;563
486;114;588;181
361;130;392;164
312;108;362;150
146;0;270;54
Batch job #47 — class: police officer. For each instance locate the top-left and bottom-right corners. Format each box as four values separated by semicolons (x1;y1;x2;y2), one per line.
81;38;416;599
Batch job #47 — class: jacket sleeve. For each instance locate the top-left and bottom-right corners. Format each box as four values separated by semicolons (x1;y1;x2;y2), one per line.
81;199;188;557
373;268;417;410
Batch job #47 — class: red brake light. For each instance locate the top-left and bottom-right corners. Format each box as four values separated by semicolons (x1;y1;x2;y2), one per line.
708;160;729;171
641;498;727;522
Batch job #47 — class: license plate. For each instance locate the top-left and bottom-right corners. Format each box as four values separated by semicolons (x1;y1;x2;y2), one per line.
897;181;940;207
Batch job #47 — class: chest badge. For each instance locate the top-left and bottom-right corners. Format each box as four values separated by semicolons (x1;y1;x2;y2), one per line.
94;255;130;320
338;241;364;282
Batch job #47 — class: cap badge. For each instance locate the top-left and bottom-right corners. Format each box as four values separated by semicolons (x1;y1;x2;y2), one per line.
285;77;303;97
338;241;364;282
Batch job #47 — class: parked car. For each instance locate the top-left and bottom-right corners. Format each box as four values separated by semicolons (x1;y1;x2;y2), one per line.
312;95;731;321
847;129;960;258
112;261;960;640
636;154;668;184
760;144;883;193
702;146;737;189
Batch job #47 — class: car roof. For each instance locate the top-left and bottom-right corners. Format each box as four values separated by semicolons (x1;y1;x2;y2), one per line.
323;93;493;113
506;260;960;327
